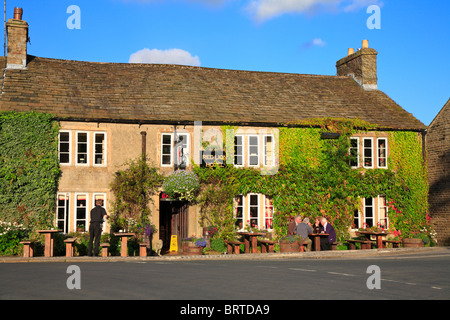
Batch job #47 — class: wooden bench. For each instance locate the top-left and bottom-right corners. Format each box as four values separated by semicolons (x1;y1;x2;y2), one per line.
299;240;310;252
383;239;401;248
100;243;110;257
20;241;34;258
330;242;338;251
258;239;276;253
347;239;372;250
64;238;77;257
225;240;244;254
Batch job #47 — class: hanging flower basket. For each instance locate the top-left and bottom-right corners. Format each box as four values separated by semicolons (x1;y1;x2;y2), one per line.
162;170;200;202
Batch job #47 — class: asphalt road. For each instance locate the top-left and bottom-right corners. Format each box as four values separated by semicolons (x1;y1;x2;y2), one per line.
1;249;449;302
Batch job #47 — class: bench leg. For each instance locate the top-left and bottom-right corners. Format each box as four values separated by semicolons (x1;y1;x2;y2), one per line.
102;247;109;257
234;244;240;255
140;245;147;257
349;243;356;250
261;244;268;253
22;244;31;257
299;245;304;252
65;243;74;257
226;243;233;255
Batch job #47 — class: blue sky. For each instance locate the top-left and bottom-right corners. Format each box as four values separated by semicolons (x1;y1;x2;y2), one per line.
4;0;450;125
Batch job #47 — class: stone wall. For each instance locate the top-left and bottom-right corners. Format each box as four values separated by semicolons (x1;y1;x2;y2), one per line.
427;99;450;246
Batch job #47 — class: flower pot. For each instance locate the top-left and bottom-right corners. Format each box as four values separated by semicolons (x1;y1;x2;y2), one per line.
279;241;300;253
402;238;424;248
182;242;203;255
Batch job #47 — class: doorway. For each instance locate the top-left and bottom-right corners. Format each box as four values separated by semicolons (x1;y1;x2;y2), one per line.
159;196;189;252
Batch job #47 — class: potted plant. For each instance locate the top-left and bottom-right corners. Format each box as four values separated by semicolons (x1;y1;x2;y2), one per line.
279;235;302;252
181;236;207;255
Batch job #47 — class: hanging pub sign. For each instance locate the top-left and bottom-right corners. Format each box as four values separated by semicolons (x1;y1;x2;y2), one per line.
200;150;227;168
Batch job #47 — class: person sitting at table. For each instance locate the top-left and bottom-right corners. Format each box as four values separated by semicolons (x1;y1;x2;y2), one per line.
294;217;313;251
319;217;336;250
288;216;296;235
313;217;321;233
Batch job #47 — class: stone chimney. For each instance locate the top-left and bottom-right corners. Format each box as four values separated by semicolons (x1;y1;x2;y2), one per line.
6;8;29;69
336;40;378;91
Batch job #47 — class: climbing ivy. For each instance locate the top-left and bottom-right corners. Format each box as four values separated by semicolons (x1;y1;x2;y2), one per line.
0;111;61;232
194;119;431;243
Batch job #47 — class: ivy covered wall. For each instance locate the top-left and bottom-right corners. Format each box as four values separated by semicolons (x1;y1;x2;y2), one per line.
194;120;432;243
0;111;61;232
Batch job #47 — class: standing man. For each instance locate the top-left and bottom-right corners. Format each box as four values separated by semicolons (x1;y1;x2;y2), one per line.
319;217;336;250
88;199;109;256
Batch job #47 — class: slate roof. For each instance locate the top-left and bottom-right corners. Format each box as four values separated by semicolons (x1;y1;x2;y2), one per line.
0;55;426;130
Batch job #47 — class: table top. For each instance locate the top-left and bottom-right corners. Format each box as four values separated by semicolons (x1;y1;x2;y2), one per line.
37;229;62;233
113;232;135;237
237;231;267;236
358;230;388;235
309;233;329;236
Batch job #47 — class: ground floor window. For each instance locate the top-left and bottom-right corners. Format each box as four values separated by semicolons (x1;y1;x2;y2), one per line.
353;196;389;230
233;194;274;231
56;192;107;233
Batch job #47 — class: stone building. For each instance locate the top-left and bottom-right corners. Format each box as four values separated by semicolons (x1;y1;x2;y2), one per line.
1;9;429;250
427;99;450;246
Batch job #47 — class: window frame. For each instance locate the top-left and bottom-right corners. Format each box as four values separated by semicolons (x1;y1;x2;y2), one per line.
56;193;70;234
349;137;359;169
58;130;72;165
263;134;275;167
363;137;374;169
93;132;107;167
75;131;90;166
161;133;173;167
74;193;89;233
248;135;260;167
377;137;388;169
233;135;244;167
248;193;260;229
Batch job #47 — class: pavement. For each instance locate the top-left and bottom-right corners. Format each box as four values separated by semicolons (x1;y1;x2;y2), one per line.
1;246;448;263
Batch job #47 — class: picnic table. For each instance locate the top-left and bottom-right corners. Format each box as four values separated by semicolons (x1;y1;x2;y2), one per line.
308;233;329;251
358;230;388;249
37;229;62;257
236;232;266;254
113;232;135;257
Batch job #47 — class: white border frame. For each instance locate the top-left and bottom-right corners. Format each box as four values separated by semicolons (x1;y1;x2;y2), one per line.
363;137;374;169
377;137;388;169
248;135;260;167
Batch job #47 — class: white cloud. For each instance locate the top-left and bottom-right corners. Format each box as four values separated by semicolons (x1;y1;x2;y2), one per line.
246;0;383;22
300;37;327;50
128;48;201;66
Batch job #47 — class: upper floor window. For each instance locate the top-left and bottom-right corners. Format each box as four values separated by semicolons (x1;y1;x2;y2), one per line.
349;137;359;168
161;132;190;168
161;133;173;166
59;131;71;165
263;135;274;166
377;138;388;169
234;135;244;166
350;136;388;169
94;132;107;166
363;138;373;169
248;136;259;167
76;131;89;165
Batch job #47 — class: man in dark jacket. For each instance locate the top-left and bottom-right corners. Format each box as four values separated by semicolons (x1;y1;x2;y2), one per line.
319;217;337;250
88;199;109;256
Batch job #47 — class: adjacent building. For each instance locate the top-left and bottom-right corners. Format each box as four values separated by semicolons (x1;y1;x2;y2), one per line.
427;99;450;246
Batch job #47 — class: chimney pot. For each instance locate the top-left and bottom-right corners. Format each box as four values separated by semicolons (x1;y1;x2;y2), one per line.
348;48;355;56
362;39;369;49
14;7;23;20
